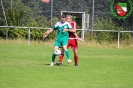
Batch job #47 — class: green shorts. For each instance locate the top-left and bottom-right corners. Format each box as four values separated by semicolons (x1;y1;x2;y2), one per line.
54;39;68;48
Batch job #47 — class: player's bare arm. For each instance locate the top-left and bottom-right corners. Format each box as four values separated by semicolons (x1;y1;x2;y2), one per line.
63;28;76;33
43;28;53;38
73;32;82;42
63;28;82;41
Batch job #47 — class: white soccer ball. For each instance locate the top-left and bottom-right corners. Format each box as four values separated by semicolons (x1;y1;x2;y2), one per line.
54;49;61;56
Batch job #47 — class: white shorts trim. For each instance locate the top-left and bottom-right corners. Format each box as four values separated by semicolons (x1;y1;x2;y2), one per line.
69;38;77;39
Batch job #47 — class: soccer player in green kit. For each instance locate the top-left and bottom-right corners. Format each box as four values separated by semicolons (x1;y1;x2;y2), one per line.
43;14;76;66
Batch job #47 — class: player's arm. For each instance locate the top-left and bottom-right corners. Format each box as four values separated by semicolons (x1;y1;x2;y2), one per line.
43;28;53;39
73;32;82;42
43;22;58;39
63;28;76;33
70;22;81;41
63;22;76;33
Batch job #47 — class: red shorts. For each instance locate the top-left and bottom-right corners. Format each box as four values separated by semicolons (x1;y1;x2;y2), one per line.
67;39;78;49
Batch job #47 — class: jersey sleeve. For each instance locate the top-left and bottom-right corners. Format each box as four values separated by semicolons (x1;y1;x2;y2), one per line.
52;22;59;30
67;23;72;29
73;22;77;29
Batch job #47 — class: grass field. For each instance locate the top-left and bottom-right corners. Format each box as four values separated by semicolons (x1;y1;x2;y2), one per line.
0;40;133;88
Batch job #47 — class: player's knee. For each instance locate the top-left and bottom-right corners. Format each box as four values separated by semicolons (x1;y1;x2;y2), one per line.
54;47;58;51
74;53;78;56
73;50;78;56
63;46;67;51
60;54;64;56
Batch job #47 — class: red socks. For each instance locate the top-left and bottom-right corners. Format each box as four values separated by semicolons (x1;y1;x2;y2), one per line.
59;54;78;66
59;54;64;63
74;56;78;66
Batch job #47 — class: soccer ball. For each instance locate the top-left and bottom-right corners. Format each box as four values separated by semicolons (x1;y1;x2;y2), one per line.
54;50;61;56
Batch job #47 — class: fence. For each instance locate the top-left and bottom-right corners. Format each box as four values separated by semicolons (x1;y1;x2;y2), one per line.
0;26;133;49
1;0;132;28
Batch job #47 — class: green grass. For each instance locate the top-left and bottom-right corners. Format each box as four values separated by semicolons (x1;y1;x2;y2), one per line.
0;40;133;88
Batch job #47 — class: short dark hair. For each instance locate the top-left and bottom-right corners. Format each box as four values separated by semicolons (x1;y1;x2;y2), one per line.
61;14;66;18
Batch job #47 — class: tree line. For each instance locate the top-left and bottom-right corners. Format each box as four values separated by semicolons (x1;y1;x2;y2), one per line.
0;0;132;43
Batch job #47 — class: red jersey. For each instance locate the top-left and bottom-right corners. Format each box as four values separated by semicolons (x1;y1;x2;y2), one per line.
69;21;77;38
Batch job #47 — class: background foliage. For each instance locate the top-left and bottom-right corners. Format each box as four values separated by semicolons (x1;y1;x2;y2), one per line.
0;0;133;43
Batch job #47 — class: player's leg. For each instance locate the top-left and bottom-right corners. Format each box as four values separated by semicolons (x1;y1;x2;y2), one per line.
50;40;60;66
62;39;72;63
57;39;71;65
50;46;59;66
56;47;64;66
59;47;64;63
71;39;78;66
73;49;78;66
63;45;72;63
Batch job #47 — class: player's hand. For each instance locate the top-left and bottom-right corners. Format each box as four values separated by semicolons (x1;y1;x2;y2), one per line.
77;37;82;42
63;29;68;32
43;32;48;39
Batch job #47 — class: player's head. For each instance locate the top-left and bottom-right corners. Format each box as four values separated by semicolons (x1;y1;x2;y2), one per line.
66;15;72;22
60;14;66;23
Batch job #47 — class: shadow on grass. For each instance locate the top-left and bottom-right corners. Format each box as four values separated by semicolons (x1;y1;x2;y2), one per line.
44;64;50;65
43;63;68;67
